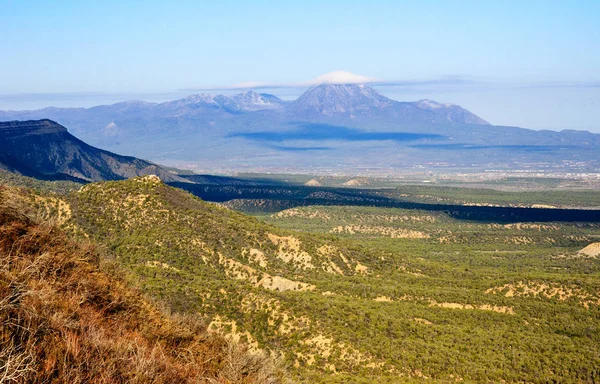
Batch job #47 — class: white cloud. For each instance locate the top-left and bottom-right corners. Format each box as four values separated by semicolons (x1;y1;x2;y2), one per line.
305;71;377;85
223;71;377;90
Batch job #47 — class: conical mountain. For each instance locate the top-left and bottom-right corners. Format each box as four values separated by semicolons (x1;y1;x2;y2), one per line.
291;83;393;115
289;83;489;124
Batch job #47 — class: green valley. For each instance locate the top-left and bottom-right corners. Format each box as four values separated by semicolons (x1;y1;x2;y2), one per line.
14;175;598;383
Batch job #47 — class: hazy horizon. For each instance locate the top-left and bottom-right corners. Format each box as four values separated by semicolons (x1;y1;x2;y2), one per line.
1;1;599;132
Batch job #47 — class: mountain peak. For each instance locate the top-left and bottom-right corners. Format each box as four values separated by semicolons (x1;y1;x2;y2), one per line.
292;83;392;115
239;90;260;96
159;91;284;114
181;94;217;104
225;91;284;112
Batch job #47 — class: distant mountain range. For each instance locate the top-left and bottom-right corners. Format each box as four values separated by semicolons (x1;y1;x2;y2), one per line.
1;84;599;172
0;119;186;182
0;85;487;124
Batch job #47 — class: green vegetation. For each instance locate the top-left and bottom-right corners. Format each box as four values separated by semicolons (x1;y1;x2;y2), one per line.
382;185;600;209
262;205;600;247
0;184;287;383
3;174;600;383
235;172;600;194
0;169;82;195
173;181;600;221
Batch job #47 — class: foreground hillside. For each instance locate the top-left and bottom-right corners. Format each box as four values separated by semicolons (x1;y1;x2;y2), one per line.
67;177;385;380
0;185;287;383
49;176;600;383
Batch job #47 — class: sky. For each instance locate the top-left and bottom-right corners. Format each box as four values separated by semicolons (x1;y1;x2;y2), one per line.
1;0;599;131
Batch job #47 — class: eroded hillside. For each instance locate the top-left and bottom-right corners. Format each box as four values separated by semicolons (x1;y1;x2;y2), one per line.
0;185;287;383
67;176;385;379
52;176;600;383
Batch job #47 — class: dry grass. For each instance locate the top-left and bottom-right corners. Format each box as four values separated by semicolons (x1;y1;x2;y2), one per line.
0;186;288;384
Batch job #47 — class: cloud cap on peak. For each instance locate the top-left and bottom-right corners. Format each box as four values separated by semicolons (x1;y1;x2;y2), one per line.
307;71;377;85
226;71;377;90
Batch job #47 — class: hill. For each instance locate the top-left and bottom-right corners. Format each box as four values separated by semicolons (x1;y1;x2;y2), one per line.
0;119;187;182
49;176;600;382
0;185;287;383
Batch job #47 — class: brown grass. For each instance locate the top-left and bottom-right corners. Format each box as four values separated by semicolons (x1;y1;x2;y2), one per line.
0;186;288;383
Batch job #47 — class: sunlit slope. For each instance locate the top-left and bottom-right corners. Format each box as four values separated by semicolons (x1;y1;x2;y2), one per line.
264;205;600;246
66;176;600;383
68;176;389;377
0;184;286;384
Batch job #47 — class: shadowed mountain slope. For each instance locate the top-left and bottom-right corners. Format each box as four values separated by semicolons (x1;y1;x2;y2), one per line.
0;119;187;182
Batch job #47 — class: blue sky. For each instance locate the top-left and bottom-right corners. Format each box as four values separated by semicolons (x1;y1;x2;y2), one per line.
1;0;599;131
